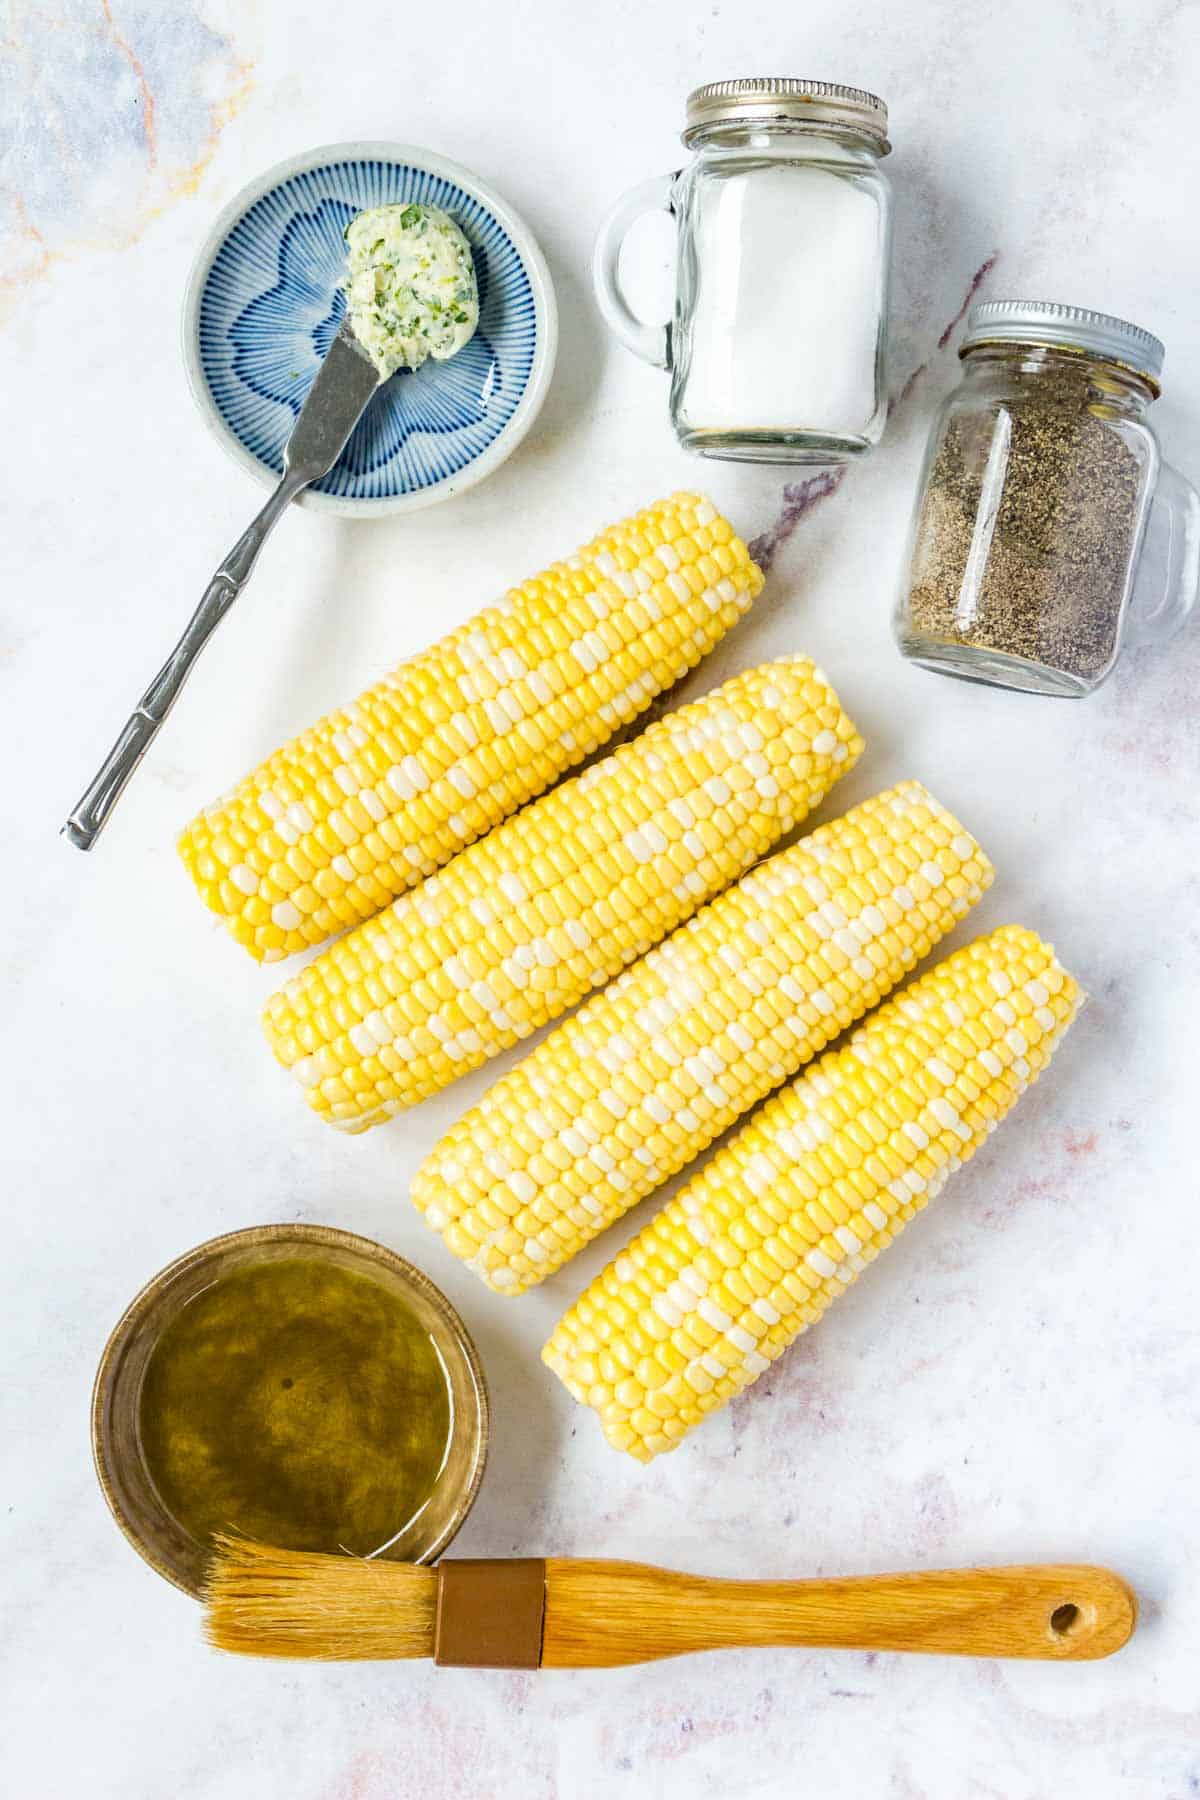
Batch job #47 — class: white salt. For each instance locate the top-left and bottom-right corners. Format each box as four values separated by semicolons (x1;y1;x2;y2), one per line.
675;162;886;438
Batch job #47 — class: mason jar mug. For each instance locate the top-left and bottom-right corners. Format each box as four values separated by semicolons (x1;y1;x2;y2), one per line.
895;302;1200;696
593;79;894;464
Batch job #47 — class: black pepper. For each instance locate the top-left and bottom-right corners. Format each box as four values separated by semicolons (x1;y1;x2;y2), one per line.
905;376;1146;682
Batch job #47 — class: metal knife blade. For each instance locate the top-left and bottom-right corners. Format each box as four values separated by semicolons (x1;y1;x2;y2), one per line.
282;315;382;484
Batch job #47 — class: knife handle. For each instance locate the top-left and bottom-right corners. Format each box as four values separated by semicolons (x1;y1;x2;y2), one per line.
62;474;302;850
539;1560;1136;1666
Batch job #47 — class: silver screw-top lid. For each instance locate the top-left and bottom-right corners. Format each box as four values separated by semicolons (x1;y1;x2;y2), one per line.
683;78;890;153
962;300;1164;385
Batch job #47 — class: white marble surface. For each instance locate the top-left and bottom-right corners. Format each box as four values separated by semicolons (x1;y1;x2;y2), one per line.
5;2;1200;1795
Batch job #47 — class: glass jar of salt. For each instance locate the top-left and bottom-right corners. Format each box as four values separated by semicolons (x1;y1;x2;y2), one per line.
895;302;1200;697
594;79;893;462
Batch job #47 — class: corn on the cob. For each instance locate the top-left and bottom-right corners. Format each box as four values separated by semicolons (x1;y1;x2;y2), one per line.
179;493;764;962
264;658;863;1130
413;783;994;1292
543;926;1081;1462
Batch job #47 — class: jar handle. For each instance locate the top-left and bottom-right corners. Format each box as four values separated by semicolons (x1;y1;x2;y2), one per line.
1125;460;1200;647
592;174;677;369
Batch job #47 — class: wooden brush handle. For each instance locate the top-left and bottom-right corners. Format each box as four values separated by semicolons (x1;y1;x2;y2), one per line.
540;1561;1136;1667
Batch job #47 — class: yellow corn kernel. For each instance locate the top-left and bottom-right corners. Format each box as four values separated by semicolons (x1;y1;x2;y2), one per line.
264;659;862;1133
179;494;764;962
413;784;991;1293
543;926;1082;1461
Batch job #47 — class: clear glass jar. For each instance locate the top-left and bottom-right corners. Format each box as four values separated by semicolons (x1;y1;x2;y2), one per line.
593;79;893;463
895;301;1200;696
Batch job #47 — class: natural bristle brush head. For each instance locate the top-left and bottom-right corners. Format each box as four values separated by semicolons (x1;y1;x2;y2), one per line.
204;1536;438;1661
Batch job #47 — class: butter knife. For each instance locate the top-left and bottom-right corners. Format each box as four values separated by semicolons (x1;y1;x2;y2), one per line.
63;317;381;850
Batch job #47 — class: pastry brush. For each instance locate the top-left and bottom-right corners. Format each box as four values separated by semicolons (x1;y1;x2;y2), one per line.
204;1537;1135;1665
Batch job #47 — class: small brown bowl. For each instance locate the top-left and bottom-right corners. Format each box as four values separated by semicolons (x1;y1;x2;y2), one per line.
92;1223;489;1598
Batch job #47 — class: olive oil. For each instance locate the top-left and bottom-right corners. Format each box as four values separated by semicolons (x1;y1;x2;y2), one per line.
138;1257;452;1558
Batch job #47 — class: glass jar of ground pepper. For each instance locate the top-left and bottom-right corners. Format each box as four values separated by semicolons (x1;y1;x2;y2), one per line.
894;301;1200;696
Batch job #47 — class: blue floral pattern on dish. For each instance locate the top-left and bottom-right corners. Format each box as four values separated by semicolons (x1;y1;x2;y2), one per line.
197;161;536;502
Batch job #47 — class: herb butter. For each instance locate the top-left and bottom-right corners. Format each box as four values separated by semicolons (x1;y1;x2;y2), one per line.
343;203;479;379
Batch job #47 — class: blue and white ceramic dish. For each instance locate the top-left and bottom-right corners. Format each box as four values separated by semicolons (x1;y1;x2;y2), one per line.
183;143;557;516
